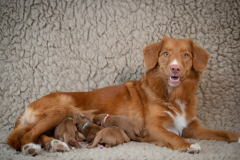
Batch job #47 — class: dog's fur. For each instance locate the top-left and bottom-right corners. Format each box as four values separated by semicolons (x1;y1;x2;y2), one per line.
77;121;104;145
93;114;144;142
7;36;240;155
54;112;86;149
87;126;130;148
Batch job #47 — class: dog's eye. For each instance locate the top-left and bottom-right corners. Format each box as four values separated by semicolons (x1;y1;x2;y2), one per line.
184;53;188;58
164;52;169;56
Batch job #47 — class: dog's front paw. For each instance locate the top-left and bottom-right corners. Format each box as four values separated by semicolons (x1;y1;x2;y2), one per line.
238;138;240;143
188;143;201;154
22;143;42;156
47;140;70;153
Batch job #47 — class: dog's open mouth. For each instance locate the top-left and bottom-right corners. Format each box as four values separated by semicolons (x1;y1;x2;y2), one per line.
170;76;180;81
168;76;181;85
165;74;184;86
163;70;185;86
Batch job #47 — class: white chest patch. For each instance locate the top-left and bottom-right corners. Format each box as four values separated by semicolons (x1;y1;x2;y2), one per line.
165;99;187;136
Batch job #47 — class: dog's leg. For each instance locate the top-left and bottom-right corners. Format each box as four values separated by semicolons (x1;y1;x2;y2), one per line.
149;140;173;149
37;135;71;152
63;132;82;149
22;143;42;156
144;133;173;149
21;134;54;156
68;136;82;149
128;131;144;142
120;129;130;143
47;139;70;152
87;131;103;149
183;119;240;142
37;135;55;149
20;114;69;151
7;123;36;151
75;131;85;142
63;132;73;149
146;124;201;154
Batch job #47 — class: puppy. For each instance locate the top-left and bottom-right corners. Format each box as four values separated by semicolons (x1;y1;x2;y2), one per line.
54;111;86;149
93;114;144;142
87;126;130;148
76;120;104;145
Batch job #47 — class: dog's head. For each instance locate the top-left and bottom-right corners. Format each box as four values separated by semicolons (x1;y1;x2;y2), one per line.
143;36;209;87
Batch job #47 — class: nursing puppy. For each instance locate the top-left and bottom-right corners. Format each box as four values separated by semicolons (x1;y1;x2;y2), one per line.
54;111;86;149
87;126;130;148
76;120;104;145
93;114;144;142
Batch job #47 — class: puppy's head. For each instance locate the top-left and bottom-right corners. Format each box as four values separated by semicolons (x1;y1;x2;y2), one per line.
143;36;209;87
72;111;90;126
92;114;107;126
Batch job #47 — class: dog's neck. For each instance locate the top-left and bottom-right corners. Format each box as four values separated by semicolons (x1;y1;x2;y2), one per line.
140;67;201;103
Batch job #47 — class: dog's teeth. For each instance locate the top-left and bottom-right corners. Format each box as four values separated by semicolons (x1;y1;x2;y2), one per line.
170;77;180;81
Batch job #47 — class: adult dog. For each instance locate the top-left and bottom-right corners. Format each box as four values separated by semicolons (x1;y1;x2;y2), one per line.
7;36;240;155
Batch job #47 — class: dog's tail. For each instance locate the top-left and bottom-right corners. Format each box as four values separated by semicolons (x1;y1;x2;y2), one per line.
87;131;103;149
6;123;35;151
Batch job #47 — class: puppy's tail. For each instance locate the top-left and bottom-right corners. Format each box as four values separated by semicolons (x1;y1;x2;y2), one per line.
6;123;35;151
87;131;103;149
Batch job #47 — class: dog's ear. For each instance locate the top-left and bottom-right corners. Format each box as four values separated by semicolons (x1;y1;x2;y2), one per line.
190;40;210;72
143;42;161;69
143;37;168;69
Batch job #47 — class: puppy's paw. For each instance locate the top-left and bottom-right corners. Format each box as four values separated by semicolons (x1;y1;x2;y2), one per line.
187;143;201;154
22;143;42;156
98;145;104;149
48;140;70;153
238;138;240;143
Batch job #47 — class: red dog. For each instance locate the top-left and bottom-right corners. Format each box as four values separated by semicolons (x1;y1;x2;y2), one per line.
7;36;240;155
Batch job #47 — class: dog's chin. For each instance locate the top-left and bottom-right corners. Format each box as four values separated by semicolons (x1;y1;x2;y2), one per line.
168;81;181;87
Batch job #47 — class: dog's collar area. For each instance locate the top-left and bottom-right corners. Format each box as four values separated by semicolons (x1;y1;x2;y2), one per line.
82;122;90;132
102;114;109;127
66;116;75;124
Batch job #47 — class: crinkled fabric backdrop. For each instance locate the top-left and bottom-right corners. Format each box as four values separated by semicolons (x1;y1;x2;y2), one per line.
0;0;239;159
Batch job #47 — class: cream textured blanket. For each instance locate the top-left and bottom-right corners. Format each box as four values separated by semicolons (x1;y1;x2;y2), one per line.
0;0;239;159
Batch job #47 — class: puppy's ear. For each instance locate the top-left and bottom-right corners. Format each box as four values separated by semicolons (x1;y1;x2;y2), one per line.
143;37;168;69
190;39;210;72
81;115;86;119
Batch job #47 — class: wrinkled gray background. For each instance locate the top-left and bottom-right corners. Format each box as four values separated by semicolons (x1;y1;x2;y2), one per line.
1;0;239;133
0;0;240;159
